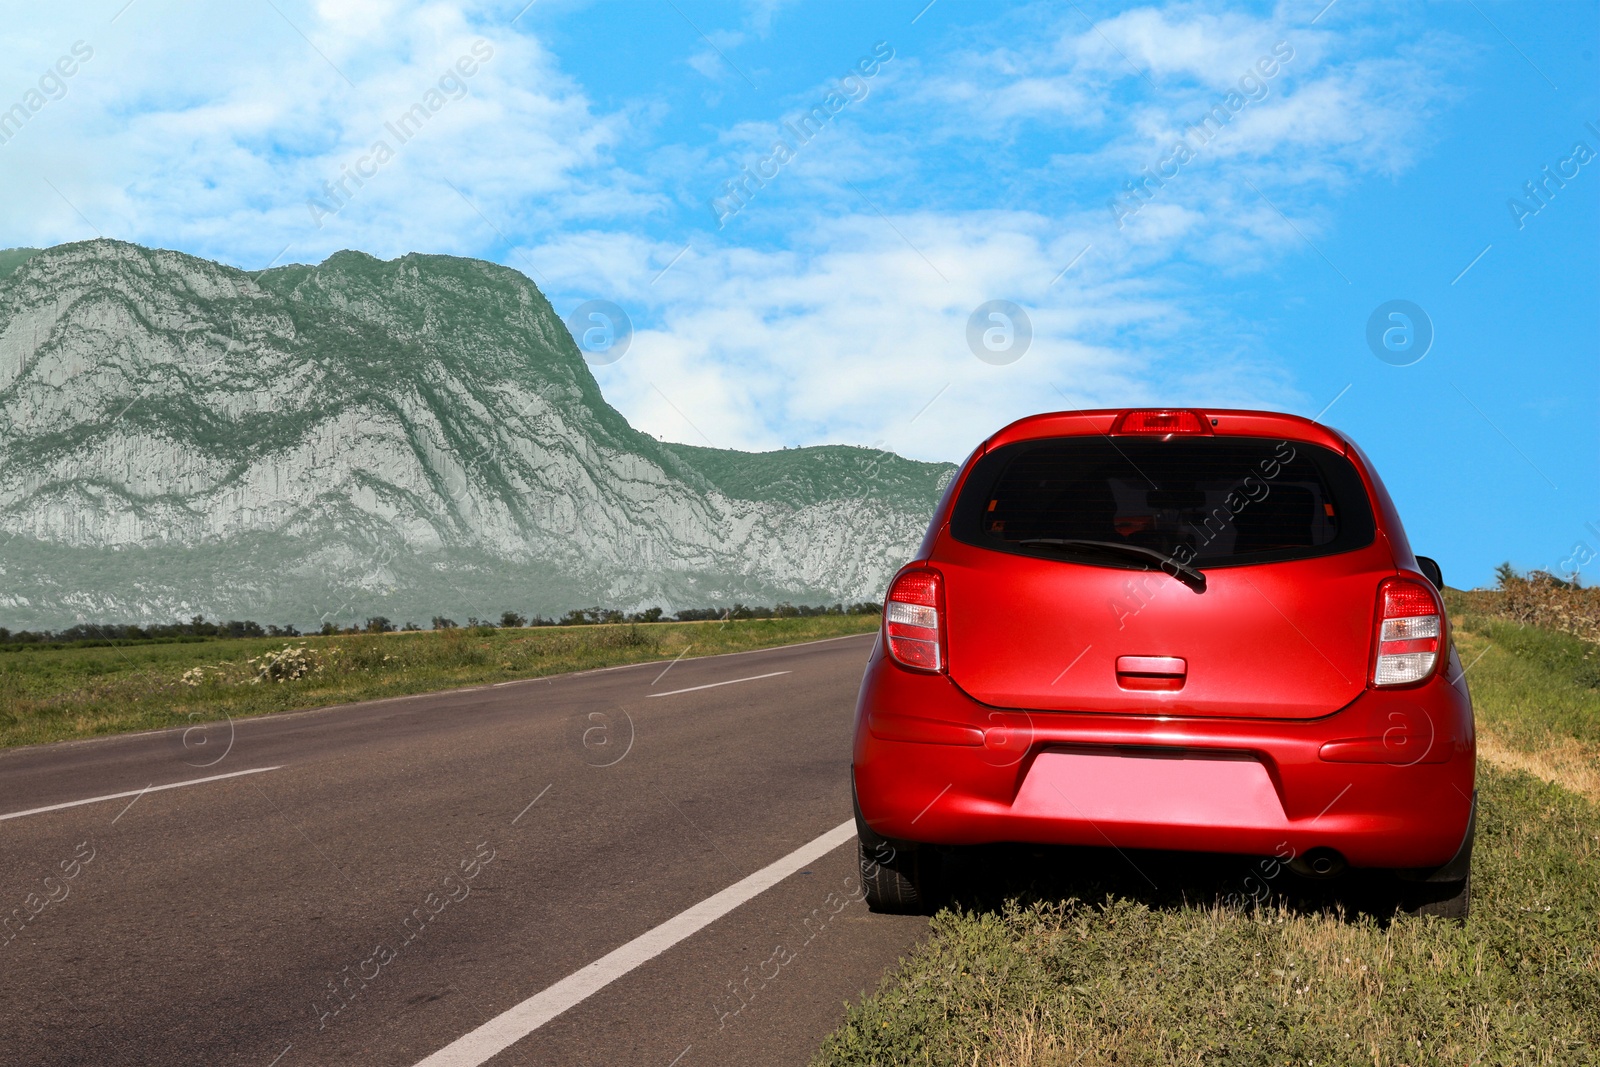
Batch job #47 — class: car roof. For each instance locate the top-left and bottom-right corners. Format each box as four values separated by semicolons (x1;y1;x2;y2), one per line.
982;408;1354;454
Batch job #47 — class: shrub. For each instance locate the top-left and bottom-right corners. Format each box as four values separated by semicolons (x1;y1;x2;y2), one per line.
500;611;528;629
246;644;326;684
1491;567;1600;645
560;607;623;626
590;624;660;652
674;608;722;622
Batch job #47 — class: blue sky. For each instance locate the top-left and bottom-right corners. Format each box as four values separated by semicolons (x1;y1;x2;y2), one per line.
0;0;1594;588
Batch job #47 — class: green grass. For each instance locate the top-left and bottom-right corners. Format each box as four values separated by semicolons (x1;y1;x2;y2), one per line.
1451;609;1600;751
0;615;879;749
816;610;1600;1067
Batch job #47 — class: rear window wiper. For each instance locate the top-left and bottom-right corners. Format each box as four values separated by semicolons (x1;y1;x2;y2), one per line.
1015;538;1207;593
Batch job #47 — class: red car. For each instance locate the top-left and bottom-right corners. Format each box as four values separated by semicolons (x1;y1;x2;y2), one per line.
853;408;1475;916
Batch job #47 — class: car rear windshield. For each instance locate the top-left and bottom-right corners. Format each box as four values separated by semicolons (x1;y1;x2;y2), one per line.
949;435;1376;568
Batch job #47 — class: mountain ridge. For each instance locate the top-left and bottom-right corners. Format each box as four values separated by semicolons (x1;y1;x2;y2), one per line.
0;239;951;628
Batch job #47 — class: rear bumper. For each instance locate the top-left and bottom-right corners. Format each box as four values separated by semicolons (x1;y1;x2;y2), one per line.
852;641;1476;870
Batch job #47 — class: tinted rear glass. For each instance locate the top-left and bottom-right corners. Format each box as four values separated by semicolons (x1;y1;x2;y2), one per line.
950;436;1375;568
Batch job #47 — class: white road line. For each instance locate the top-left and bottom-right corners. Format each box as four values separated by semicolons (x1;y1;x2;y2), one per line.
411;818;857;1067
644;670;790;698
0;766;284;823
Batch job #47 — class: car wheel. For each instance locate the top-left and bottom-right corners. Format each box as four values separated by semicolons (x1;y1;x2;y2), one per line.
858;836;932;914
1401;872;1470;920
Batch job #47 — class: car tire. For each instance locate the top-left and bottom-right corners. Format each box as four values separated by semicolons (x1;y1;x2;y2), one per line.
1395;796;1473;920
858;836;931;914
1401;872;1470;920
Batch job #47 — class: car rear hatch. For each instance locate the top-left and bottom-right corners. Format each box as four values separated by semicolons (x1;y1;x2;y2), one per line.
938;417;1391;719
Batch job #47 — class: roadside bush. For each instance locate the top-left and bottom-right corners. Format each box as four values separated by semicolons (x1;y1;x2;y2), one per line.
247;644;326;684
673;608;725;622
561;607;625;626
1494;567;1600;644
180;666;219;687
600;624;659;651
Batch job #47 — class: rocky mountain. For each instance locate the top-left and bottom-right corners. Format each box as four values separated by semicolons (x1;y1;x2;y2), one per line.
0;240;952;629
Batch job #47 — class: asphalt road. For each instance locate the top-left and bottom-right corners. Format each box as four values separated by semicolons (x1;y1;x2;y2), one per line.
0;631;929;1066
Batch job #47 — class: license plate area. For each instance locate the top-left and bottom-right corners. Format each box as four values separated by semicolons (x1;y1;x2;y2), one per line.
1013;746;1289;828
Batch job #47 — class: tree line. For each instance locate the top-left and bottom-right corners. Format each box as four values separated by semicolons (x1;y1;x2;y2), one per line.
0;601;883;650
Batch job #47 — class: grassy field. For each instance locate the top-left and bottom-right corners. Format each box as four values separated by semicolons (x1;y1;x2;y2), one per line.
1450;602;1600;806
0;615;880;749
816;599;1600;1066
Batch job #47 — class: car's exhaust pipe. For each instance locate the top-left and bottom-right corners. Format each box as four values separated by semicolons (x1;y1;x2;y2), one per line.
1289;847;1347;879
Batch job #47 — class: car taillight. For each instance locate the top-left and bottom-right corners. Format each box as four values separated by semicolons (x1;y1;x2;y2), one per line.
884;568;944;672
1372;577;1442;687
1110;409;1212;436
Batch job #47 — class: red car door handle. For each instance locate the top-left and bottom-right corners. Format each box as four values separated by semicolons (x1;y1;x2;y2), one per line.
1116;656;1187;691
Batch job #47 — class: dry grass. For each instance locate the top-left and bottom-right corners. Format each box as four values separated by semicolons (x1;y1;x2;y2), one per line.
1453;573;1600;646
1476;732;1600;806
1447;610;1600;805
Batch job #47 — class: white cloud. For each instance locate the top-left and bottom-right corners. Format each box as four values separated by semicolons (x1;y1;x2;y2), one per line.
912;4;1453;191
528;207;1307;463
503;5;1461;463
1071;7;1286;84
0;1;1462;466
0;1;639;265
